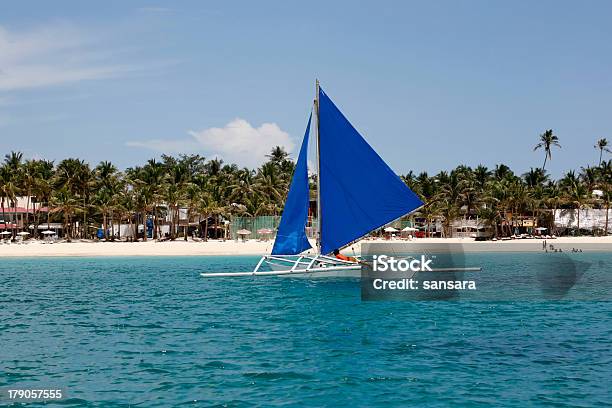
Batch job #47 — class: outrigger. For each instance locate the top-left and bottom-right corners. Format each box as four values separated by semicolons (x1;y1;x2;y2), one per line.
201;81;479;278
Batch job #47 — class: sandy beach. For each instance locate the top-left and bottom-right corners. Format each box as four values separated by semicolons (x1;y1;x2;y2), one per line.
0;236;610;257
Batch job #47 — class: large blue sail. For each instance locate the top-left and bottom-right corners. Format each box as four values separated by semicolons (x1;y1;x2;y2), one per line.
271;114;313;255
318;87;423;255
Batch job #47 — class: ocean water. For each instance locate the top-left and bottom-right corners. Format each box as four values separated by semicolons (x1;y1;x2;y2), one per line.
1;253;611;407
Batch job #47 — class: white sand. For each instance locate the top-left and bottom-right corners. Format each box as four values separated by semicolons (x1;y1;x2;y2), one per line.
0;236;610;257
358;236;612;253
0;239;276;257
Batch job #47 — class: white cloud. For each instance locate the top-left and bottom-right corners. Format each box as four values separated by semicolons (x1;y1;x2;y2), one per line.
0;24;137;91
126;118;295;168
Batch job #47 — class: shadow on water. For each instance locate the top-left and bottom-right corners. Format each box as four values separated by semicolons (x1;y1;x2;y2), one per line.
535;254;589;300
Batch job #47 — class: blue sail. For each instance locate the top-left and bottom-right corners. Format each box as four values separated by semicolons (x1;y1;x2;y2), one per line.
271;114;313;255
318;87;423;255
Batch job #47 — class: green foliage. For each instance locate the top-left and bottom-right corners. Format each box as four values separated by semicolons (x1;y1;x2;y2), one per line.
0;142;610;239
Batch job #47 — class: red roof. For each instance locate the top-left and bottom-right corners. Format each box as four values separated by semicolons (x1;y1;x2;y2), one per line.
0;207;48;213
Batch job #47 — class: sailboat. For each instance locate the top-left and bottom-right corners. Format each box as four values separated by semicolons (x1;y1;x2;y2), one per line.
201;81;424;278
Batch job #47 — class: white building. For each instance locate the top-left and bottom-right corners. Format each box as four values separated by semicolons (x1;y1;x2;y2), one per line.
554;209;611;232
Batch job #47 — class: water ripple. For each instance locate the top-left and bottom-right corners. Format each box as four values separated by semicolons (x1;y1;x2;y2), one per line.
0;254;610;407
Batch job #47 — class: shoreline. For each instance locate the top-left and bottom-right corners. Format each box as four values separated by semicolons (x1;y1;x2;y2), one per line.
0;236;610;257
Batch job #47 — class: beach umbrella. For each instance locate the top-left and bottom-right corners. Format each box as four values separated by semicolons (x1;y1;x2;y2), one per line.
384;227;399;232
257;228;273;234
236;229;251;241
402;226;418;232
535;227;547;231
17;232;30;236
41;230;56;235
0;231;11;235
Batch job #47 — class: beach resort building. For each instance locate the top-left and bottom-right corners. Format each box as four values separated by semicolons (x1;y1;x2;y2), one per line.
0;196;49;231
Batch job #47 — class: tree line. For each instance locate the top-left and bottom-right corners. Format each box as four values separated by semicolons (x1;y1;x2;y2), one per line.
0;132;610;241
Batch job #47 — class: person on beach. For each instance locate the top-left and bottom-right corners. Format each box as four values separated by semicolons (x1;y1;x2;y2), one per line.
333;249;357;262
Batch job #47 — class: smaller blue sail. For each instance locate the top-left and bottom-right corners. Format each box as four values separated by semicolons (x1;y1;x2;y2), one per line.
271;114;313;255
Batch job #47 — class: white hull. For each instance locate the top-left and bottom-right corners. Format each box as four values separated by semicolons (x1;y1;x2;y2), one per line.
268;262;361;278
265;255;361;278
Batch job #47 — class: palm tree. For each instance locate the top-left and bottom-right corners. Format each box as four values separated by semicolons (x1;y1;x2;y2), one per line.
564;180;589;235
32;160;55;234
228;168;256;214
266;146;290;164
4;151;23;238
598;160;611;234
196;193;225;241
93;188;115;240
182;183;201;240
580;166;598;194
50;188;81;241
533;129;561;171
416;201;441;237
478;206;501;238
493;164;515;181
0;165;18;235
523;168;549;188
543;182;562;235
595;138;611;165
401;171;417;191
141;159;166;239
20;160;39;235
254;162;284;214
473;165;491;193
55;158;91;238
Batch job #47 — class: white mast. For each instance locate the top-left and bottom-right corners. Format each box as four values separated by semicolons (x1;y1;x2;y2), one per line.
314;79;321;254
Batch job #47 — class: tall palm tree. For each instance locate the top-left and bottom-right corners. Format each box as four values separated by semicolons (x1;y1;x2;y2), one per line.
533;129;561;171
20;160;39;234
0;165;18;234
55;158;91;238
4;152;23;238
598;160;611;234
141;159;166;239
93;188;114;240
595;138;611;165
31;160;55;234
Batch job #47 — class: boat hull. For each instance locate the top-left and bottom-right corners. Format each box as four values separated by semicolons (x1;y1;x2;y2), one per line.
265;258;361;278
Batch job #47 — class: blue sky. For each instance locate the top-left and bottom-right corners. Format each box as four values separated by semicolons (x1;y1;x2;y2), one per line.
1;1;611;177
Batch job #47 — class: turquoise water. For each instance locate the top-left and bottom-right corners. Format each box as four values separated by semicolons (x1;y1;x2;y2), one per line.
1;254;611;407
